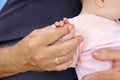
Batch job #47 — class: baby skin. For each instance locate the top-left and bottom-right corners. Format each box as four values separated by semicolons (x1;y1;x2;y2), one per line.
52;18;78;44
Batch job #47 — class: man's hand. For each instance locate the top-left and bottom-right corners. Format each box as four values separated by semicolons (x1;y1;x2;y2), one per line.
82;49;120;80
0;22;82;78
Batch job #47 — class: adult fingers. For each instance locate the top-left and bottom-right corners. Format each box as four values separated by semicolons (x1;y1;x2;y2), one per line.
82;70;114;80
54;24;75;44
38;49;75;68
32;25;70;46
35;49;76;71
92;49;120;61
44;58;73;71
35;36;82;71
82;60;120;80
47;36;82;58
61;24;75;39
54;48;76;65
55;58;73;71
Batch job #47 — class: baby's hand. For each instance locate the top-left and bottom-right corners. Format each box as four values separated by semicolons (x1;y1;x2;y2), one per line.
53;18;75;44
52;18;69;28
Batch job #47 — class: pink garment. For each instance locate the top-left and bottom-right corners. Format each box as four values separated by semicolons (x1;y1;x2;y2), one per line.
62;14;120;80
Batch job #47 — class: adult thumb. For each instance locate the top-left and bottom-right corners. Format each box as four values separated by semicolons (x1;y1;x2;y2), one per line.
92;49;120;61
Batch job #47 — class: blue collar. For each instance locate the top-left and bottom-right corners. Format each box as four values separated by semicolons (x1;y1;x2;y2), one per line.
0;0;7;11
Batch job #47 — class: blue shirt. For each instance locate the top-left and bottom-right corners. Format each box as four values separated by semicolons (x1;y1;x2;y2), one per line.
0;0;7;11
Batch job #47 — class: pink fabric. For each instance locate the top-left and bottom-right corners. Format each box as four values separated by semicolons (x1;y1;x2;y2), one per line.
65;14;120;80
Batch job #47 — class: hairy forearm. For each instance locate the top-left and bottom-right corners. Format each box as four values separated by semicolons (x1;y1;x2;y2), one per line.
0;46;21;78
0;45;31;78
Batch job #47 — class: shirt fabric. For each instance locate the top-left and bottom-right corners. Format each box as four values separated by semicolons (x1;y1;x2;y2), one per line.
0;0;7;11
0;0;82;80
67;14;120;79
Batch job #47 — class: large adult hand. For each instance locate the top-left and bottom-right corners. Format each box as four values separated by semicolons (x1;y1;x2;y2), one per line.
82;49;120;80
8;24;82;73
